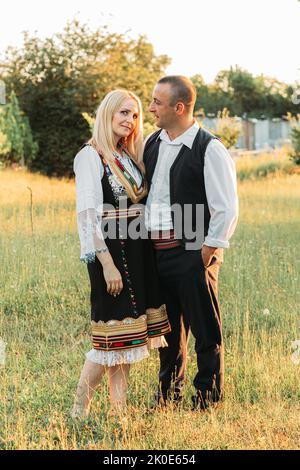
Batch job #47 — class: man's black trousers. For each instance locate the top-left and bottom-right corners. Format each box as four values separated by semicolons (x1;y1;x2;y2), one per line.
155;246;224;406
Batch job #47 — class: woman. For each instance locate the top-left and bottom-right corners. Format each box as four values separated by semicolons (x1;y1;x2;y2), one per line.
71;89;170;418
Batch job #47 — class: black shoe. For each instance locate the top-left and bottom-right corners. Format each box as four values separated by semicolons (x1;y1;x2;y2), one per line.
191;390;223;411
191;395;210;411
152;390;183;410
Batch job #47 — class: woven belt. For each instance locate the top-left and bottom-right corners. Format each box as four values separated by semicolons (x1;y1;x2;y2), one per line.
102;208;142;220
150;229;181;250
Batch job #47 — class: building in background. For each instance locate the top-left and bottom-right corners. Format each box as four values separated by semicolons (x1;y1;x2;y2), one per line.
203;117;292;150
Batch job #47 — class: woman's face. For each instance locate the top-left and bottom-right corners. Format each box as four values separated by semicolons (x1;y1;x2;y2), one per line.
112;98;139;144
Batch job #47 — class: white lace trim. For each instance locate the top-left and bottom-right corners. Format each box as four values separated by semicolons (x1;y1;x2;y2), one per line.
91;314;147;327
77;208;108;263
148;336;168;349
86;345;150;367
86;334;168;367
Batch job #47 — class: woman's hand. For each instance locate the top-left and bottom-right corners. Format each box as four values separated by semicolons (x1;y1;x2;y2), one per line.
96;250;123;296
103;263;123;296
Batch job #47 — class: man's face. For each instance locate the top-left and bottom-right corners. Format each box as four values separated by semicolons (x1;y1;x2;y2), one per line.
149;83;177;129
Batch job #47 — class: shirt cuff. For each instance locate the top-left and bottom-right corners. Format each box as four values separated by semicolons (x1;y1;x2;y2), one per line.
203;236;229;249
80;248;109;264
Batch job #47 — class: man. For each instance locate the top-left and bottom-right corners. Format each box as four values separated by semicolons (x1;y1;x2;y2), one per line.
144;76;238;410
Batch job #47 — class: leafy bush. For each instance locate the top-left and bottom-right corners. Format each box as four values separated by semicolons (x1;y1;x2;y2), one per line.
198;108;242;149
287;113;300;165
213;108;242;149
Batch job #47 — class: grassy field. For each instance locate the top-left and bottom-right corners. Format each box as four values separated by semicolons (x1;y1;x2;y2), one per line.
0;155;300;450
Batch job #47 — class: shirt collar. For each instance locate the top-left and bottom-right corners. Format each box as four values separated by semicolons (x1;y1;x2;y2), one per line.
159;120;199;149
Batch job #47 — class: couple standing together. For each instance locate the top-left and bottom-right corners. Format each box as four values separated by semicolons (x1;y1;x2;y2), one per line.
72;76;238;418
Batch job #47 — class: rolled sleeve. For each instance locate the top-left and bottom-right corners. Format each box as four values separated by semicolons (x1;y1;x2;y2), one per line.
203;139;239;248
73;146;107;262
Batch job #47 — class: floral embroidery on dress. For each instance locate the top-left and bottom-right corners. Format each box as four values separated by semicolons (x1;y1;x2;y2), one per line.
107;171;127;198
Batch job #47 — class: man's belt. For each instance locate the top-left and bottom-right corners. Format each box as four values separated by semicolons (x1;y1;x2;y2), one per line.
150;229;180;250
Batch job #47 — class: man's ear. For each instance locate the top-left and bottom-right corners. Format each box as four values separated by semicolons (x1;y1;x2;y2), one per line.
175;102;185;115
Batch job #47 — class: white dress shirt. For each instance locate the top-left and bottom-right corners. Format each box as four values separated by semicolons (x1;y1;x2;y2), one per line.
145;121;239;248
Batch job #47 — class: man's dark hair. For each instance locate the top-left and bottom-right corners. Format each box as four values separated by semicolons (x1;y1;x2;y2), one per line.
158;75;196;112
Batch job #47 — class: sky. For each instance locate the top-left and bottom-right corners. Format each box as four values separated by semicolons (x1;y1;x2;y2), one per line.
1;0;299;84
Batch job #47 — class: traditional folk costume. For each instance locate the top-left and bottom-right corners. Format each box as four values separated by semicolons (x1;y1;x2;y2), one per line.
74;144;170;367
144;122;239;408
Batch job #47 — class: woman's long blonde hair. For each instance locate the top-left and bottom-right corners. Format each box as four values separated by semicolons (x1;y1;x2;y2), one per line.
89;89;144;164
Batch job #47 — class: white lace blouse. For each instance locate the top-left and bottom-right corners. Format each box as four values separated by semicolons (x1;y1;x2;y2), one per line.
73;145;142;263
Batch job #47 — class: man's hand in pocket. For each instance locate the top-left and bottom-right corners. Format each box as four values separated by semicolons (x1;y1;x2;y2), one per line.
201;245;218;267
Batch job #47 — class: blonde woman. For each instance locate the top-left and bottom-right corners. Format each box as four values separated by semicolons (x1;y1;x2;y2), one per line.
71;90;170;419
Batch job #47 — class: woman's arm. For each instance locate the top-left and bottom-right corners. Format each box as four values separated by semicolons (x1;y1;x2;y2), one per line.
73;145;123;295
74;145;108;261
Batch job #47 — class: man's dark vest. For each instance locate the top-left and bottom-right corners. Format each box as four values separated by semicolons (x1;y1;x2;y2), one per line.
144;127;217;250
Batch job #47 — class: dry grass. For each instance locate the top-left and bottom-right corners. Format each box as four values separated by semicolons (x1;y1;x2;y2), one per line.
235;146;299;181
0;161;299;450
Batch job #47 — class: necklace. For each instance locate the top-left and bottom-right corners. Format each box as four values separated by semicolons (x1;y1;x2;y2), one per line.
112;154;139;193
100;148;148;203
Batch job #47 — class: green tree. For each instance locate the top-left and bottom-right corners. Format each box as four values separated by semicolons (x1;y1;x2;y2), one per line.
214;67;267;117
192;66;299;119
0;90;38;166
1;20;170;176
